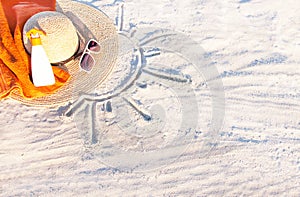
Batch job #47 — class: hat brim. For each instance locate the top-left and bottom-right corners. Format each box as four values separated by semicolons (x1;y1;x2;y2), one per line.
10;0;118;107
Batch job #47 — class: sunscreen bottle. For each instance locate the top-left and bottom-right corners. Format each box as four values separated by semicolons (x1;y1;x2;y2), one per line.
26;28;55;87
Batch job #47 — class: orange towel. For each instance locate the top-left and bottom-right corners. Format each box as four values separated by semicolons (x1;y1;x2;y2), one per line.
0;0;70;99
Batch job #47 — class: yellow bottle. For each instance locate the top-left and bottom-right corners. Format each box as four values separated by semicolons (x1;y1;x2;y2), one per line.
26;28;55;87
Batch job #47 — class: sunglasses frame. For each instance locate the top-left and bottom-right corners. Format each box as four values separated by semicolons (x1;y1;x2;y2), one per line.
79;39;101;73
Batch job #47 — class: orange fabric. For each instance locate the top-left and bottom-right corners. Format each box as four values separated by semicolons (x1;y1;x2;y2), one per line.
0;0;70;99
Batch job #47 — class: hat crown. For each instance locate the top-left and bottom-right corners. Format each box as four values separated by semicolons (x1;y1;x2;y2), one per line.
23;11;79;63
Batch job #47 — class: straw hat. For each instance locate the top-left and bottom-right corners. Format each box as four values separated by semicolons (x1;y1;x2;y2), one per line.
10;0;118;107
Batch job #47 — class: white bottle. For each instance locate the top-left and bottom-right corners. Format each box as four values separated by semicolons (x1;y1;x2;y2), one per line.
26;28;55;87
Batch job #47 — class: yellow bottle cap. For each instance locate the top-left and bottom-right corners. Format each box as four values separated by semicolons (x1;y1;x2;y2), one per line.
26;28;46;46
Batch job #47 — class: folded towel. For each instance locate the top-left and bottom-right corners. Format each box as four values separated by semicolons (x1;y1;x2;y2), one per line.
0;0;70;99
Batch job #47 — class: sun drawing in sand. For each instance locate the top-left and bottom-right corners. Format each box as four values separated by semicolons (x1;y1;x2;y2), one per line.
62;2;224;171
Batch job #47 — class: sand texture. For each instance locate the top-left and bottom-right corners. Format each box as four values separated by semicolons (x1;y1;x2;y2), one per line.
1;0;299;196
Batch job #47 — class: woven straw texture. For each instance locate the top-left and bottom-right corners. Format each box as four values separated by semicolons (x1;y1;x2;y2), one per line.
23;11;79;63
10;0;118;107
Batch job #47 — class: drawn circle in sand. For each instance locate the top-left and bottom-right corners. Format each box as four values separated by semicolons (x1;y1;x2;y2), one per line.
72;27;225;172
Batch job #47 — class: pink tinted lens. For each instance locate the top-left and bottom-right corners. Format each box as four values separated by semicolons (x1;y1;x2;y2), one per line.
88;40;100;52
80;53;94;72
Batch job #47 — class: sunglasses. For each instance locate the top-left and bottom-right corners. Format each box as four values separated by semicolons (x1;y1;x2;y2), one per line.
79;39;101;72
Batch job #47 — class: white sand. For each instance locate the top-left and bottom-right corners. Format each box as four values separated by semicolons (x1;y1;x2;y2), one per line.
1;0;300;196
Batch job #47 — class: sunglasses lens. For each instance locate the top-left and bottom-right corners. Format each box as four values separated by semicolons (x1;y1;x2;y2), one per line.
80;53;94;72
88;40;101;52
